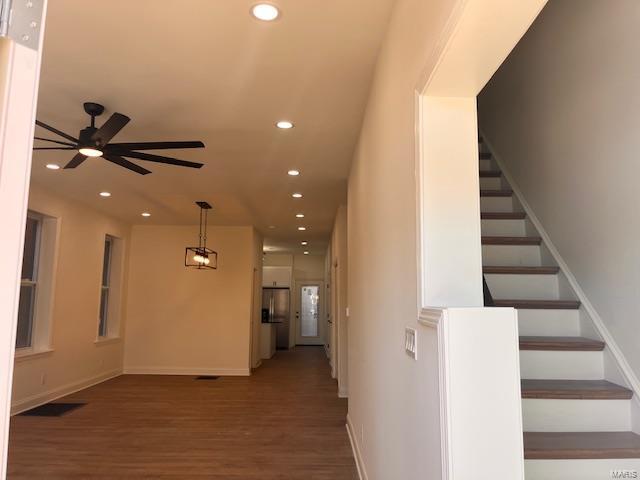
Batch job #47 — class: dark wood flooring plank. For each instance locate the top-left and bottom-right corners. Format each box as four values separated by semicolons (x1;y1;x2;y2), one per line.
522;379;632;399
519;336;605;351
524;432;640;459
8;347;357;479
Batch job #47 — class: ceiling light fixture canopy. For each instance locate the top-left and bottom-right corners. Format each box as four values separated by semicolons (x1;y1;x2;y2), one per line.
185;201;217;270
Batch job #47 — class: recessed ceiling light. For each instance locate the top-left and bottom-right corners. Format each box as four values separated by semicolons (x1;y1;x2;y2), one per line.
99;191;111;197
303;251;310;255
45;163;60;170
141;212;151;217
296;213;305;218
287;169;300;176
292;193;303;198
252;3;279;21
301;241;308;246
277;121;294;129
268;225;276;229
298;226;306;231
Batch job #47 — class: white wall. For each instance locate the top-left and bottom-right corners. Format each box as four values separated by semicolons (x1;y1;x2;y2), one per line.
346;1;459;477
250;230;264;369
124;225;258;375
330;205;348;396
479;0;640;380
347;0;545;477
12;185;130;413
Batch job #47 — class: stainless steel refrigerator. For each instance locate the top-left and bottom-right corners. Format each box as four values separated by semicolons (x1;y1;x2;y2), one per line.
262;288;290;349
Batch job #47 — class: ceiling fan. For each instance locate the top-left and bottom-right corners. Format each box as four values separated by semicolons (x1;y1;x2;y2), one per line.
34;102;205;175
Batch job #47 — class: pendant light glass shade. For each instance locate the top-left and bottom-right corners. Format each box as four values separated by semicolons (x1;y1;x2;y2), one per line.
185;201;217;270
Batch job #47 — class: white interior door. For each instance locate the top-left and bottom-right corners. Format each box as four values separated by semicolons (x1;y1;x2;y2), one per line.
295;282;324;345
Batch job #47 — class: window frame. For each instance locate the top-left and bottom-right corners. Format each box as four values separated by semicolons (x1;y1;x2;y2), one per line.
16;213;43;351
98;235;114;338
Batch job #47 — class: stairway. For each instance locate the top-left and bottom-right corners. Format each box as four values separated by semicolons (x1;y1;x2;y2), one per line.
478;138;640;479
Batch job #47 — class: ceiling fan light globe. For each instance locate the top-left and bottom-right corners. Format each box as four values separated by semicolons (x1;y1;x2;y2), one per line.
78;147;103;157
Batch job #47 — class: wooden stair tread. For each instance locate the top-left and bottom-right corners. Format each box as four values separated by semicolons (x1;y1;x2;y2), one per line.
482;236;541;245
493;299;581;309
524;432;640;459
520;336;604;351
522;379;632;399
484;266;559;274
479;170;501;178
480;189;513;197
481;212;526;220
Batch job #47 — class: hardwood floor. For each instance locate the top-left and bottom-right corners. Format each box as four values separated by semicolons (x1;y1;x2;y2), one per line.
8;347;357;479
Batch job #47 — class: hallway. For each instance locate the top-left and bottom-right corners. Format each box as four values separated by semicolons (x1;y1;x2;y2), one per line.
8;348;356;479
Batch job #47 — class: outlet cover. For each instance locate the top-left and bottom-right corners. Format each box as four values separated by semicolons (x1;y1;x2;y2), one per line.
405;327;417;360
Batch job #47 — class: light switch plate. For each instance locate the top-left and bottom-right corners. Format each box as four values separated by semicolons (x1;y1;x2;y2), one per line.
405;327;417;360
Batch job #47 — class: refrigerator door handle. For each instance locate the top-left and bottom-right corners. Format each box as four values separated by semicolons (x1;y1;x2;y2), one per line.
269;294;274;322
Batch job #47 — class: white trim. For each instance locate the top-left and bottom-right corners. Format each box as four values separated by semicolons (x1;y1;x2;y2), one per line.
338;387;348;399
417;308;451;479
346;414;367;480
415;0;469;94
94;337;121;346
13;347;53;362
123;366;250;376
11;368;121;415
483;132;640;399
418;308;444;328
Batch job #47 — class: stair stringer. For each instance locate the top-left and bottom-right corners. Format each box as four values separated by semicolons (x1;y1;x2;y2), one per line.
480;131;640;434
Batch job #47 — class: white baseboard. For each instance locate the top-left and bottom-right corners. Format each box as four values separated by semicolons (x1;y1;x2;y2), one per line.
123;366;250;376
11;368;122;415
482;131;640;400
338;387;349;399
346;414;367;480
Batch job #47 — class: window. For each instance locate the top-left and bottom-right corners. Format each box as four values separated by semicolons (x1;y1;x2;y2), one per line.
98;236;113;337
16;214;41;348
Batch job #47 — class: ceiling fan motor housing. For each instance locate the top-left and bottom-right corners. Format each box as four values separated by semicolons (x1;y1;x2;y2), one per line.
78;126;100;149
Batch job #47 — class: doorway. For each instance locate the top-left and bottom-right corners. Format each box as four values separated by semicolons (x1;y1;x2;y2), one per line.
295;282;324;346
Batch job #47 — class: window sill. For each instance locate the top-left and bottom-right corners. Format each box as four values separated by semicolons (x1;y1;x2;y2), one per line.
14;347;54;362
94;337;121;346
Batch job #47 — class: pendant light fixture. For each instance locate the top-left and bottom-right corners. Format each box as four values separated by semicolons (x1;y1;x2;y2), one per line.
185;201;217;270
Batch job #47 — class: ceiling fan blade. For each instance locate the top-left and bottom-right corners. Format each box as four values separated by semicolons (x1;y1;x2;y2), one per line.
91;113;130;146
103;154;151;175
34;147;76;150
64;152;88;169
34;136;76;147
112;150;203;169
108;141;205;150
35;120;79;143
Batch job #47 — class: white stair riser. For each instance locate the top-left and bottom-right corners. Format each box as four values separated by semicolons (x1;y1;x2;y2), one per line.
486;273;559;300
481;218;526;236
480;177;503;189
523;398;631;432
479;159;493;171
525;459;640;480
518;309;581;337
482;245;541;266
480;196;514;212
520;350;604;380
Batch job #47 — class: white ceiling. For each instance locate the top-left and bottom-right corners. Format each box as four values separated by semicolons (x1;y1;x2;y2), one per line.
30;0;394;253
